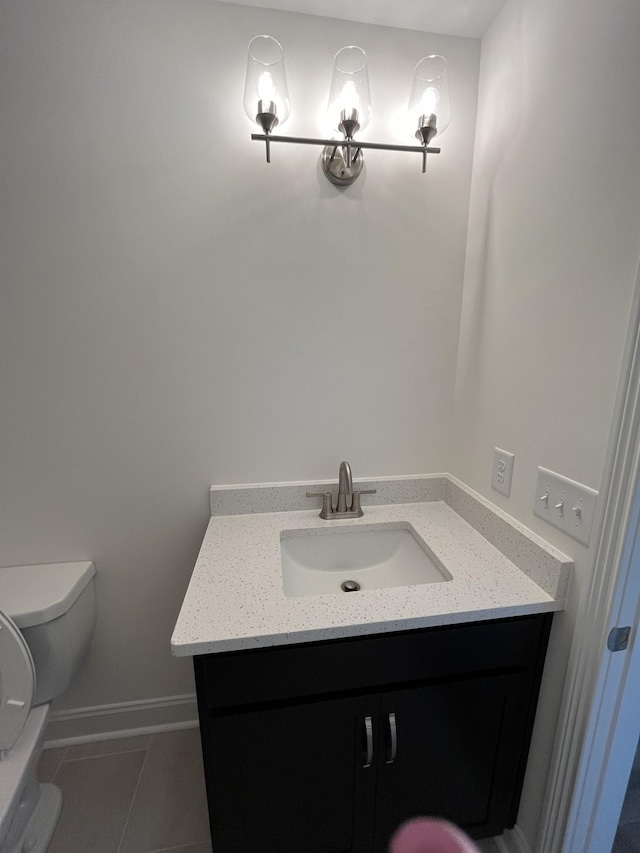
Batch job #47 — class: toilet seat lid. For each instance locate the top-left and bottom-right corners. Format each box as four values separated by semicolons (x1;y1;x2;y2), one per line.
0;609;34;752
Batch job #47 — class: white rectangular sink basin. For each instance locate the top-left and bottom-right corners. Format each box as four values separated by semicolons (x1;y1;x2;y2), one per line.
280;523;452;598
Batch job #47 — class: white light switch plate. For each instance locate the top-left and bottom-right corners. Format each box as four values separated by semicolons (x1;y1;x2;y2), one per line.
533;466;598;546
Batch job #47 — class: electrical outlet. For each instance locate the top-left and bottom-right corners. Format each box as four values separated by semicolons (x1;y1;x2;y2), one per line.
492;448;515;497
533;466;598;546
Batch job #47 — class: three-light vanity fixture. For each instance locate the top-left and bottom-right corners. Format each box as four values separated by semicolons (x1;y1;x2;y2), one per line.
243;36;450;186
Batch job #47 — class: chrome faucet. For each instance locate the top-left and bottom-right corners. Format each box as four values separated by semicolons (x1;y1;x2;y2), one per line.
307;461;376;520
337;461;353;513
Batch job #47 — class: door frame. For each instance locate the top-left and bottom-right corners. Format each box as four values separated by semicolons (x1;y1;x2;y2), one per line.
538;260;640;853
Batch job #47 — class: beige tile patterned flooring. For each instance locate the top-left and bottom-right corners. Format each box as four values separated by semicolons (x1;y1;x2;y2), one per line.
38;727;500;853
38;728;211;853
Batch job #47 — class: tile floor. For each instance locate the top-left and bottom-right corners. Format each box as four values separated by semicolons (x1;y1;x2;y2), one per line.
38;728;211;853
38;727;500;852
613;734;640;853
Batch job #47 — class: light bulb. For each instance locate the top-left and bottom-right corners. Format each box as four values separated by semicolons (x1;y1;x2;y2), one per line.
418;87;439;118
337;81;360;114
257;72;277;103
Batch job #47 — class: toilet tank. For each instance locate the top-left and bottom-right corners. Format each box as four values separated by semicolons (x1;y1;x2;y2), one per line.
0;562;96;706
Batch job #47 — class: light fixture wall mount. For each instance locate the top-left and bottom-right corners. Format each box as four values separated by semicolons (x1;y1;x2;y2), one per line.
244;38;449;186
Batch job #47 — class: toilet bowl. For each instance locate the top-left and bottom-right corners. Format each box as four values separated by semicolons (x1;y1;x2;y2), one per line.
0;562;96;853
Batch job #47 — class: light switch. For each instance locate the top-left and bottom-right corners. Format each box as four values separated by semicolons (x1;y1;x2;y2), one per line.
533;466;598;546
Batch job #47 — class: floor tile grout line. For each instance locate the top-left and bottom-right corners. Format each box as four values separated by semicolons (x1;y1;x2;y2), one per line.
115;742;151;853
49;746;68;784
58;747;149;765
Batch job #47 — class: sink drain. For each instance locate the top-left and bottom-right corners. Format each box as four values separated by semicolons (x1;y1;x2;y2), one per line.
341;580;361;593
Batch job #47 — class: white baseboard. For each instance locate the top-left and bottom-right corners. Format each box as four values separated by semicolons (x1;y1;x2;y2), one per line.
43;693;198;748
494;826;532;853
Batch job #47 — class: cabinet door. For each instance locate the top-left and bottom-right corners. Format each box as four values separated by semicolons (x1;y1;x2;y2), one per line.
372;673;529;852
204;696;369;853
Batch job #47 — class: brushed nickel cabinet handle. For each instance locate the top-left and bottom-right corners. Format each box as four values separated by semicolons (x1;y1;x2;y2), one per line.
386;712;397;764
363;716;373;768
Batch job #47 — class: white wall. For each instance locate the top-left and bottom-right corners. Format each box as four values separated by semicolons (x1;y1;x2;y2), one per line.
3;0;640;843
451;0;640;847
0;0;480;711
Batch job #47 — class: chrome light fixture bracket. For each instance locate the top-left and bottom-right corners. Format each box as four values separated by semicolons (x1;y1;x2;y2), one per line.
321;108;364;186
251;134;441;178
415;113;438;174
256;100;278;163
338;108;360;141
321;141;364;186
415;113;437;146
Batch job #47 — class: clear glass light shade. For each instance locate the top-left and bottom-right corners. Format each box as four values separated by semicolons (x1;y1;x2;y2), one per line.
326;46;372;134
408;55;450;139
243;35;291;128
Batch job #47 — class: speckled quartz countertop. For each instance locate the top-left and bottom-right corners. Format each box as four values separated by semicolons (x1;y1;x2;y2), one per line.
171;476;573;656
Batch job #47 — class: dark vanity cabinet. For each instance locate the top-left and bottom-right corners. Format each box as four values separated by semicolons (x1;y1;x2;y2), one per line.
194;613;552;853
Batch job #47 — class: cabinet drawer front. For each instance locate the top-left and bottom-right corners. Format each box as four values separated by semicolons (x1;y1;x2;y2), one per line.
198;614;550;711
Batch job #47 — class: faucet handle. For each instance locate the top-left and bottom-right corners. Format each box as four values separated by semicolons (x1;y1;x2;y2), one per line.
350;489;377;516
306;492;334;519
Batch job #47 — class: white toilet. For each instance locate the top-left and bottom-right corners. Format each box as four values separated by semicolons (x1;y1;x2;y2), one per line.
0;561;96;853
